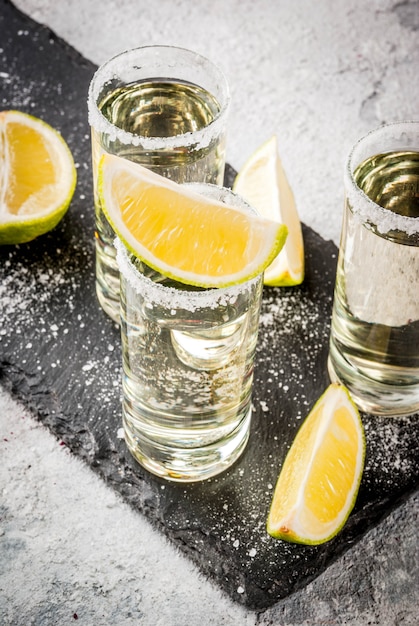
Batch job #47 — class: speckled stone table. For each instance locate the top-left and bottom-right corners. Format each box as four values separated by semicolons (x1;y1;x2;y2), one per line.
1;0;418;624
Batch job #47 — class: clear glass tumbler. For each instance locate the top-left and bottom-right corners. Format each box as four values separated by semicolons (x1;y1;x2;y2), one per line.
328;121;419;417
88;45;230;323
116;184;264;482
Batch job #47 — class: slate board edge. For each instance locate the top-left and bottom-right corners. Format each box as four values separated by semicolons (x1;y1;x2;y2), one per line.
1;366;419;611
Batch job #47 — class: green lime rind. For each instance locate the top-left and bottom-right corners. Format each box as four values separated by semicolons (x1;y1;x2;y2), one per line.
264;269;305;288
267;383;366;546
0;196;75;245
118;221;288;289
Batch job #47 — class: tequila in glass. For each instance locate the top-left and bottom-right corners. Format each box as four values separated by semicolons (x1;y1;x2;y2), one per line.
88;46;230;322
116;185;264;482
328;122;419;416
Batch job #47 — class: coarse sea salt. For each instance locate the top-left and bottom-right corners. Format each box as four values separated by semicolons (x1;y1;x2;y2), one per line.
115;238;258;312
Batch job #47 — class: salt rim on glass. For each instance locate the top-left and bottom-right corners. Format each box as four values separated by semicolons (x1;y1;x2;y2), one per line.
344;120;419;238
115;238;259;313
87;45;230;152
114;180;262;311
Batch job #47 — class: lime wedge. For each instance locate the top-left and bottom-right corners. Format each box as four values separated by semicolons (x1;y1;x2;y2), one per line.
267;383;365;545
0;110;76;245
98;153;288;289
234;135;304;286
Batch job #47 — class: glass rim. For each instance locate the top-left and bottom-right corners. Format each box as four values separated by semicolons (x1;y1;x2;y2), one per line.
87;44;230;151
344;120;419;237
115;238;260;312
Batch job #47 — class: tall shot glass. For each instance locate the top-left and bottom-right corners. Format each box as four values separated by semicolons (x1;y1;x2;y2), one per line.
328;122;419;417
88;45;230;323
115;185;264;482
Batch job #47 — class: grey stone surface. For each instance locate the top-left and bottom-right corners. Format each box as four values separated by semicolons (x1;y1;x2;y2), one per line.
0;389;254;626
261;492;419;625
1;0;419;624
1;386;418;624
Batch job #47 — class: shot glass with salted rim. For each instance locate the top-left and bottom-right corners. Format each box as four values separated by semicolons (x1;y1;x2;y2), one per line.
328;121;419;417
116;184;264;482
88;45;230;323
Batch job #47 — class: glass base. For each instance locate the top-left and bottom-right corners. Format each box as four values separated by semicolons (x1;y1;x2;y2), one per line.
122;405;252;482
327;352;419;417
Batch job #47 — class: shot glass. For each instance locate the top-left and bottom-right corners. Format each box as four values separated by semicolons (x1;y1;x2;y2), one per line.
88;45;230;323
328;121;419;417
115;184;264;482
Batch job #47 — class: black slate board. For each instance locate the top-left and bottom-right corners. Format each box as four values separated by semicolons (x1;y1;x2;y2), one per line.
0;0;418;610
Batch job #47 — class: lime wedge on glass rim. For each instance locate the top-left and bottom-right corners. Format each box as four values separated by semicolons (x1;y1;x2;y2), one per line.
97;153;288;289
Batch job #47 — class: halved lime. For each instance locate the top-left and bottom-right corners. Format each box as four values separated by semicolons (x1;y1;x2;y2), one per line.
0;110;76;245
